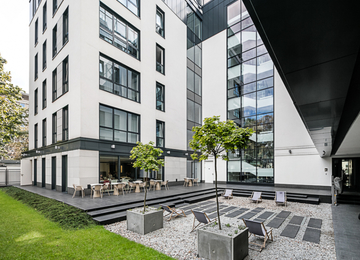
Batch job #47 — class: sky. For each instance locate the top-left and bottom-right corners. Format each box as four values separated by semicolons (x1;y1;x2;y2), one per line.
0;0;29;93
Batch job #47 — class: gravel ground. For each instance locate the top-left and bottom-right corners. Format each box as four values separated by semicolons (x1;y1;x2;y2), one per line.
105;197;336;260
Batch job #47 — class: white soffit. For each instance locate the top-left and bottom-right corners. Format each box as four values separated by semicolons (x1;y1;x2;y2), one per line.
335;112;360;156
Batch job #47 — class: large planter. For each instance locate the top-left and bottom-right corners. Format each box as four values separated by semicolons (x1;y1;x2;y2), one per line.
198;226;248;260
127;207;163;235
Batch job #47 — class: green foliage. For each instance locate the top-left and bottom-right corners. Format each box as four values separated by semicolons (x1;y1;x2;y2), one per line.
0;53;28;158
130;141;164;213
2;187;95;229
225;223;231;227
234;230;238;234
189;116;253;231
0;190;173;259
130;141;164;173
189;116;253;161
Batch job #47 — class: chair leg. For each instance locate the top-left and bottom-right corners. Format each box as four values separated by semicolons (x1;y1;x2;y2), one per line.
72;190;76;198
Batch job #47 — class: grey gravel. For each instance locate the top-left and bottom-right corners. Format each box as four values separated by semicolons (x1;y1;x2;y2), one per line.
105;197;336;260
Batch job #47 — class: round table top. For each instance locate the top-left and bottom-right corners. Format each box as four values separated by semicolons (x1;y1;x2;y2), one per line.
133;180;143;184
90;183;103;186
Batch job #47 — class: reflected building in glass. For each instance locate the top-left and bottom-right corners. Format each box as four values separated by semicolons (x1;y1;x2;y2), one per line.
226;0;274;184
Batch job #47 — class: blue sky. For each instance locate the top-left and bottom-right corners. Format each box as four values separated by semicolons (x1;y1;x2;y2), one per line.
0;0;29;93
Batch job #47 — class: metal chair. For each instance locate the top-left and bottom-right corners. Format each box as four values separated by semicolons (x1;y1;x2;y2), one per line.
243;219;273;252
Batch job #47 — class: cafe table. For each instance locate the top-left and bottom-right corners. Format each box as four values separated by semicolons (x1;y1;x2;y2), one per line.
90;183;103;198
153;180;162;190
185;177;194;187
133;180;143;193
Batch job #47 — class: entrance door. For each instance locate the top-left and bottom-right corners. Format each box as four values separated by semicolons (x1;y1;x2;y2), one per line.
34;159;37;186
42;158;46;187
51;157;56;190
62;155;68;192
204;161;214;183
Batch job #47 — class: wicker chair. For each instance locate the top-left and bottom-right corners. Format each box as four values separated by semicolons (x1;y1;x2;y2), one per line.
102;183;111;196
128;182;136;193
161;180;169;190
139;182;147;192
91;184;103;199
193;178;199;186
72;184;84;198
149;180;156;191
183;178;190;187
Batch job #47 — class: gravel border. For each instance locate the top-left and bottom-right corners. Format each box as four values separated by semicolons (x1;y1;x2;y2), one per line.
105;197;336;259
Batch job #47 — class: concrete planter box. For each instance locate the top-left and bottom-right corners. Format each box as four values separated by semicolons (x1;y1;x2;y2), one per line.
198;227;248;260
127;208;163;235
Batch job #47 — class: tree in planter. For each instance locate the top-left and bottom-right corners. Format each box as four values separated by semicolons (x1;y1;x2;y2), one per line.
189;116;253;230
130;141;164;213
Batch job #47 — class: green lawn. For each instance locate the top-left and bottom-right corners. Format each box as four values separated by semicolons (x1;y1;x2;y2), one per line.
0;190;173;260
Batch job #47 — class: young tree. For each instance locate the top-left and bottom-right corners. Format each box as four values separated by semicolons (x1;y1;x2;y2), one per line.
0;53;28;158
130;141;164;213
189;116;253;230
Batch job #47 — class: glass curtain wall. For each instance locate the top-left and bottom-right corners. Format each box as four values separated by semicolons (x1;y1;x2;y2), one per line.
227;0;274;184
186;10;202;181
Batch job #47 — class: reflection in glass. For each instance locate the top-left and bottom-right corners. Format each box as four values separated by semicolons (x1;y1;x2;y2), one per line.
257;88;273;114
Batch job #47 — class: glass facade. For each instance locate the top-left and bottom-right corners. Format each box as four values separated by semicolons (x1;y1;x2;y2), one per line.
227;0;274;184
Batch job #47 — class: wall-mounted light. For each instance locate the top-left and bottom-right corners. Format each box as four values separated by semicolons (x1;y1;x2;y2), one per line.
111;144;115;149
36;150;41;154
185;153;188;156
323;151;326;156
289;150;292;154
167;151;171;154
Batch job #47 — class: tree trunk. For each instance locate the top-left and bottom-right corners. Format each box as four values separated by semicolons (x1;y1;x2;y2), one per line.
214;155;221;230
143;170;148;213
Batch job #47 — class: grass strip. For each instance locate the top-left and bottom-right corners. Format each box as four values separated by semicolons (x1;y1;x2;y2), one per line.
0;189;173;260
2;186;95;229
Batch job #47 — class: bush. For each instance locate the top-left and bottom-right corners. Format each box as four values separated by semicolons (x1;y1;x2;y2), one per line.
2;187;96;229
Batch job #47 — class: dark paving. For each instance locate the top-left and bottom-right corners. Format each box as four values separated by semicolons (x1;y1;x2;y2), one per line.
276;210;291;219
253;207;265;212
205;207;217;213
289;215;304;225
267;217;285;228
238;212;257;220
332;204;360;260
257;211;274;220
253;218;265;223
281;224;300;238
308;218;322;229
226;209;248;218
303;228;321;244
221;206;237;212
207;210;227;219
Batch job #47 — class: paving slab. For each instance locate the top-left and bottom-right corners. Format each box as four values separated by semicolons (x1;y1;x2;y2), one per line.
221;206;237;212
266;217;285;228
303;227;321;244
238;212;257;220
205;207;217;213
226;210;246;218
308;218;322;229
253;218;265;223
240;208;250;211
257;211;274;220
281;224;300;238
253;207;265;212
276;210;291;219
289;215;304;225
207;210;227;219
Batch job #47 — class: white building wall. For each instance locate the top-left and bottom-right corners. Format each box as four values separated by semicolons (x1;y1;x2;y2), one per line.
164;156;187;182
274;69;332;187
202;30;228;183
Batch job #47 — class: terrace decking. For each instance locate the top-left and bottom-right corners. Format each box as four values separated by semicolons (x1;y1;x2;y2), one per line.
15;183;331;225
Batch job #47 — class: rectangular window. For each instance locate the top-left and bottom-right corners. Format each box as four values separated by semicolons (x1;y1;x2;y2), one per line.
52;112;57;143
42;118;47;147
43;2;47;32
99;6;140;59
99;55;140;102
156;82;164;111
156;120;164;147
52;56;69;101
156;7;164;37
156;44;165;74
52;7;69;58
99;104;140;143
34;123;38;149
63;8;69;44
35;18;38;45
42;80;47;109
62;106;68;141
117;0;139;17
52;25;57;57
53;0;64;15
42;40;47;70
34;88;38;115
34;53;38;80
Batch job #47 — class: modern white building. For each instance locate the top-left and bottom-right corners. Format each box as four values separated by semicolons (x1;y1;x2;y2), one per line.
22;0;359;196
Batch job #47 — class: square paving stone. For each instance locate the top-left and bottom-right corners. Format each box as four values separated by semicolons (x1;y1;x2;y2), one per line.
253;218;265;223
276;210;291;219
238;212;257;220
184;210;192;215
253;207;265;212
258;211;274;220
226;210;245;218
303;228;321;244
205;207;217;213
267;217;285;228
289;216;304;225
308;218;322;229
281;224;300;238
207;210;226;219
240;208;250;211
